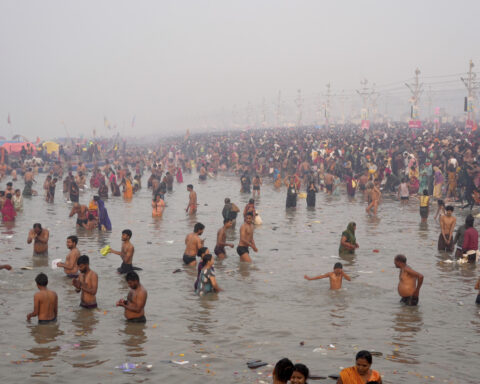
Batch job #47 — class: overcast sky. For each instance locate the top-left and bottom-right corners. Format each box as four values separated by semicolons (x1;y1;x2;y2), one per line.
0;0;478;139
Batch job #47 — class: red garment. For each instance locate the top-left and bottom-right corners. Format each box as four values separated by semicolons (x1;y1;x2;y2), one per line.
462;227;478;252
1;199;16;222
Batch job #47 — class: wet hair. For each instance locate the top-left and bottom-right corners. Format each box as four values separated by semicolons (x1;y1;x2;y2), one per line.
33;223;42;230
445;205;454;212
334;262;343;269
35;273;48;286
249;198;254;204
292;364;309;381
223;218;232;225
194;222;205;233
67;235;78;244
466;214;474;228
437;199;445;207
126;271;139;282
197;247;208;257
6;182;12;187
224;197;231;203
93;195;99;201
246;212;254;217
273;358;294;382
394;254;407;264
187;184;193;189
423;189;428;196
203;254;212;264
122;229;132;238
356;350;372;364
77;255;90;265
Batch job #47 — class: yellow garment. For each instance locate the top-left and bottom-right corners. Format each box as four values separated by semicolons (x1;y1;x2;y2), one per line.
339;367;381;384
124;179;133;199
89;201;98;211
420;195;429;207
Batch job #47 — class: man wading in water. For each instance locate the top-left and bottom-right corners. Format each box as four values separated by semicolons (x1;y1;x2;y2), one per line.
108;229;139;274
394;254;423;306
183;223;205;266
237;212;258;262
27;223;49;256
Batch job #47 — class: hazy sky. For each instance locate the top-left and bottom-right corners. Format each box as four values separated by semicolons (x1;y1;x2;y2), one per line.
0;0;478;139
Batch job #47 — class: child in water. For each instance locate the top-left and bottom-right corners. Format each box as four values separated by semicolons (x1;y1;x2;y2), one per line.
304;262;351;289
434;199;445;221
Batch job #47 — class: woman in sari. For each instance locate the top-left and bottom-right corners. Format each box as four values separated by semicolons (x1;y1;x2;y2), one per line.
176;167;183;183
339;222;359;254
109;170;121;197
1;194;16;222
195;254;221;296
122;175;133;200
96;197;112;231
337;350;382;384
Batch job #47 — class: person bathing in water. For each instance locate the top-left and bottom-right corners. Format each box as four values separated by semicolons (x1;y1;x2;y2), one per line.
394;254;423;306
304;262;351;289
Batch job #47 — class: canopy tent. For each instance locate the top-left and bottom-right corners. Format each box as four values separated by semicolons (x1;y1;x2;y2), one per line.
41;141;59;154
1;141;37;155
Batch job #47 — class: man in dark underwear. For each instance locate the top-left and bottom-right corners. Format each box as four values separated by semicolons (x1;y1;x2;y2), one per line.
73;255;98;309
69;202;88;227
215;219;234;259
394;254;423;306
57;235;80;278
237;212;258;262
27;273;58;324
27;223;49;256
116;271;148;323
108;229;138;274
183;223;205;266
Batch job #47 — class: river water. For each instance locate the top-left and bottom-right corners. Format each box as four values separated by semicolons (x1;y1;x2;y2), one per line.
0;172;479;383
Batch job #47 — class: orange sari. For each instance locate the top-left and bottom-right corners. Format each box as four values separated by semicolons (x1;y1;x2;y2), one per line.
124;179;133;199
339;367;381;384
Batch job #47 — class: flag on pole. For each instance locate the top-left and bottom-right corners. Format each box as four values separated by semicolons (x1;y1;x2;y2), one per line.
7;113;11;125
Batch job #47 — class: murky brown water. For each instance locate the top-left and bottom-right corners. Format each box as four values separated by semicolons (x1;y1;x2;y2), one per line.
1;172;479;383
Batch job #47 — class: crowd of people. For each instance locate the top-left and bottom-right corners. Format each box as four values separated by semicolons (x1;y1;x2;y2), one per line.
1;121;480;382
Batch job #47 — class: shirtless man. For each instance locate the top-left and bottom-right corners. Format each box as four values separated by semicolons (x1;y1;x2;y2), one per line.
438;205;456;252
366;179;381;215
69;202;88;227
27;223;49;256
214;219;234;259
72;255;98;309
186;184;197;214
304;262;351;289
116;271;148;323
27;273;58;323
108;229;136;274
324;172;334;195
394;254;423;306
252;175;262;198
57;235;80;278
183;223;205;266
237;212;258;262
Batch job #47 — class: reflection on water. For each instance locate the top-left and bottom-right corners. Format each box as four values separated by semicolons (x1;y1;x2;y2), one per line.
73;307;99;337
391;306;423;364
32;255;48;268
28;322;63;362
122;322;147;357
